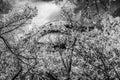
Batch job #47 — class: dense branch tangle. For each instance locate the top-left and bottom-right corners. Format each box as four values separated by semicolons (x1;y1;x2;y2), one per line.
35;21;76;50
33;20;77;80
37;21;72;37
0;6;37;35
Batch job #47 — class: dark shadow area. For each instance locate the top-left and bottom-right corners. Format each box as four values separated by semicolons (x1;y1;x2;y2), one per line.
112;7;120;17
0;0;12;14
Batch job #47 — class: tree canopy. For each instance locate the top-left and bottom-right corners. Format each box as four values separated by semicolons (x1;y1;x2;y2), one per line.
0;0;120;80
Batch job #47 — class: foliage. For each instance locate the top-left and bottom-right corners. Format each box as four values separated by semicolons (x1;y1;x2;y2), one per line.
1;0;120;80
73;14;120;79
17;13;120;80
0;5;37;80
